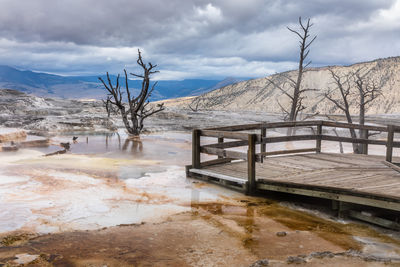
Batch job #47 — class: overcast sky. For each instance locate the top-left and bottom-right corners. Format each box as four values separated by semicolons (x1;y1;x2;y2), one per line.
0;0;399;79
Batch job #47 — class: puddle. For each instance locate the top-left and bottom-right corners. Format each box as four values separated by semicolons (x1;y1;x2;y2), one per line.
31;131;192;164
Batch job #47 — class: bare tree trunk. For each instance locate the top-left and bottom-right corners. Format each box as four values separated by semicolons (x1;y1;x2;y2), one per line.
286;17;316;135
324;67;382;154
332;128;344;153
344;110;360;153
99;49;164;137
289;45;305;122
288;17;316;122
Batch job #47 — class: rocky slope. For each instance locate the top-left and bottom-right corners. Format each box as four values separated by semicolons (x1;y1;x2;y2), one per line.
179;57;400;116
0;89;284;134
0;89;114;134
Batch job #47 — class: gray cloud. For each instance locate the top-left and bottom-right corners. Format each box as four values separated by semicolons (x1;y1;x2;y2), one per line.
0;0;398;79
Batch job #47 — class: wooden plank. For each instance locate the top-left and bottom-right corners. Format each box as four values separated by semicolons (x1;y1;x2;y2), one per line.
262;135;317;144
383;161;400;173
189;168;247;184
257;173;400;201
359;182;400;190
264;155;338;170
192;129;201;169
258;169;377;185
262;157;315;171
299;154;356;168
207;120;324;131
256;183;400;211
264;120;323;129
309;173;392;188
322;153;385;166
205;163;249;176
260;127;266;163
217;137;224;159
369;187;400;196
301;153;376;166
206;123;262;131
200;130;259;141
200;158;233;167
257;148;318;158
201;140;248;149
348;210;400;230
321;135;387;146
316;124;322;153
206;120;392;133
248;134;257;194
257;169;338;183
322;121;387;132
188;172;246;192
200;146;247;160
386;125;395;162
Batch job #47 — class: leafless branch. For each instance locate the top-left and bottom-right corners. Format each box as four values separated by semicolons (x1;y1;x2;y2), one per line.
99;49;164;136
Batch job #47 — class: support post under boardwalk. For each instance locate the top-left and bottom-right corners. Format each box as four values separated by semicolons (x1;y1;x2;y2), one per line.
218;137;224;159
192;129;201;169
361;129;369;155
316;124;322;153
386;125;395;162
260;127;266;163
247;134;257;194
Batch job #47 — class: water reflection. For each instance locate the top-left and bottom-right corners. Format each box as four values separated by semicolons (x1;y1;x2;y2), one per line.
122;137;143;154
29;132;191;166
190;188;256;248
105;133;121;149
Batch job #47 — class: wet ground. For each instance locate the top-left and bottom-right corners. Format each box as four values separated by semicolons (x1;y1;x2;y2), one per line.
1;132;400;266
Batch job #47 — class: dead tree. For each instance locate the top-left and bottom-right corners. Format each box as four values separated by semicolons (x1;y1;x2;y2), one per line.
353;69;381;126
354;69;382;151
99;49;164;136
268;17;316;135
275;17;317;121
288;17;317;121
324;67;382;153
102;96;118;117
188;95;203;112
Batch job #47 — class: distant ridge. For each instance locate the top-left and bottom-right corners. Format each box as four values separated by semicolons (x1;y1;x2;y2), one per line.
176;56;400;115
0;65;244;100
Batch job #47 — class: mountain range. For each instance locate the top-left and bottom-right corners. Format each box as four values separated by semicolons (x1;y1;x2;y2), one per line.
171;56;400;116
0;65;244;100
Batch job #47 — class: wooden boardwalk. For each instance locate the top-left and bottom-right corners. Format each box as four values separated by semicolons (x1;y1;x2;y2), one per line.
189;153;400;211
187;120;400;228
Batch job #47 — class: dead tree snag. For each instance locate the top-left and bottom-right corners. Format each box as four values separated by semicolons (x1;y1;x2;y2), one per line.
99;49;164;136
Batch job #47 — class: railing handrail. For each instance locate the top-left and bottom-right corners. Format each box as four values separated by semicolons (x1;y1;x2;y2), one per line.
192;120;400;194
205;120;398;133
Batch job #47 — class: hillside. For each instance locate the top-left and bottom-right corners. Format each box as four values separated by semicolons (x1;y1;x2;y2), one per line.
0;65;243;100
176;57;400;116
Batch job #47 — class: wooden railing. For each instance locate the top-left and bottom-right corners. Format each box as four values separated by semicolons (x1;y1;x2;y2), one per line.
191;120;400;194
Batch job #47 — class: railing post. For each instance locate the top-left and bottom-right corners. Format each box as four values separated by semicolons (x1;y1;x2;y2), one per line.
192;129;201;168
386;125;395;162
361;129;369;155
247;134;257;195
260;127;266;163
218;137;224;159
316;123;322;153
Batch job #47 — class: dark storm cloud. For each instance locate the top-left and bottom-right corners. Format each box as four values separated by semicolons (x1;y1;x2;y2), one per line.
0;0;398;78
